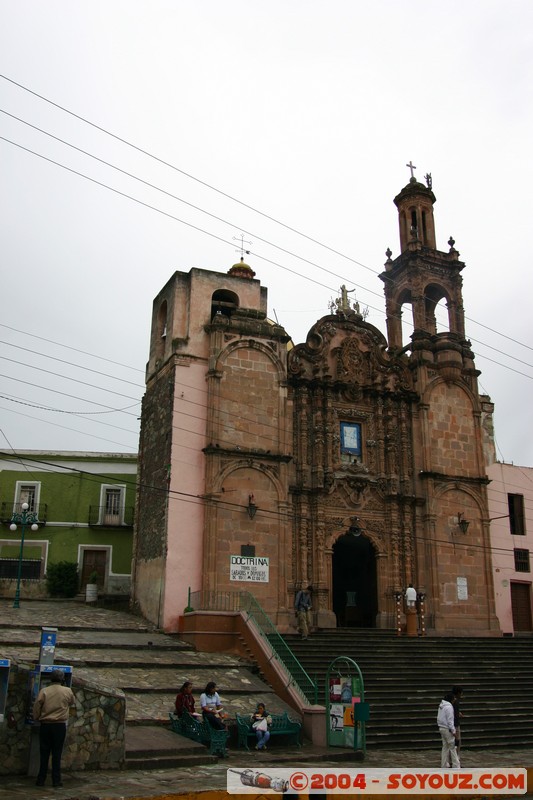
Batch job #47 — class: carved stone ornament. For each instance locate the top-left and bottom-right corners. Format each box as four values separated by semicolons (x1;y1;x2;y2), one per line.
337;337;366;382
346;477;370;505
340;385;363;403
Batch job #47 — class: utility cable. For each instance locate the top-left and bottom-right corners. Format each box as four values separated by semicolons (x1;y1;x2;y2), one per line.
0;450;527;559
0;406;136;450
1;73;531;355
2;135;531;382
0;355;141;402
2;111;532;369
0;339;145;390
0;322;143;374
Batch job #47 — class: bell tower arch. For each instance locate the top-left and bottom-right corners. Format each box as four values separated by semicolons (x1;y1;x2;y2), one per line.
381;174;467;354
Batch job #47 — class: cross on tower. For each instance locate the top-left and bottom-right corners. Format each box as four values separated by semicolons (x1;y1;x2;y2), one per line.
406;160;417;179
233;233;252;258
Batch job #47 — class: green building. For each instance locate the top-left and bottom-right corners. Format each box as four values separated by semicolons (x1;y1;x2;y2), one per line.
0;451;137;598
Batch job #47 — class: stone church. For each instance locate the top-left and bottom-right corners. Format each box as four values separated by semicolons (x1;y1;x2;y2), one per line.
132;175;499;635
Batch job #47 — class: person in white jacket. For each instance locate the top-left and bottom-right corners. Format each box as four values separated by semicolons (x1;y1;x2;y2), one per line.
437;692;460;769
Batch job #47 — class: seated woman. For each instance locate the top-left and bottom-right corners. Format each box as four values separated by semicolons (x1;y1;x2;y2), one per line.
175;680;200;718
251;702;272;750
200;681;226;730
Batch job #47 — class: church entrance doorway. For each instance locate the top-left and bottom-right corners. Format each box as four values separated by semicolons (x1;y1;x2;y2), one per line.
332;533;377;628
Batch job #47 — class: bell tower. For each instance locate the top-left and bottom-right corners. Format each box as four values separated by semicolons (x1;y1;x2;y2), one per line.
381;170;468;377
378;166;498;634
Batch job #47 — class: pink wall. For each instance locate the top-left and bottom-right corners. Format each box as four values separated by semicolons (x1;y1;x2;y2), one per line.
162;362;207;631
488;462;533;634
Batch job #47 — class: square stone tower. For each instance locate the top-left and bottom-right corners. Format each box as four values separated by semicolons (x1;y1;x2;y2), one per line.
132;259;292;630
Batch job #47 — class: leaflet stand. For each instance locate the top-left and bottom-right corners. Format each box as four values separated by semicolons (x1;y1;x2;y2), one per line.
326;655;369;757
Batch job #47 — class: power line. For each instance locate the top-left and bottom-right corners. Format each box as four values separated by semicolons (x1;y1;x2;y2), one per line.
0;393;138;428
0;373;140;416
3;110;532;371
0;322;143;374
0;406;137;450
0;339;145;390
0;76;531;355
0;355;141;402
0;450;527;560
2;135;532;383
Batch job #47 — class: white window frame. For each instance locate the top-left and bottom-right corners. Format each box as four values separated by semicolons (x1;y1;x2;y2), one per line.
14;481;41;514
98;484;126;526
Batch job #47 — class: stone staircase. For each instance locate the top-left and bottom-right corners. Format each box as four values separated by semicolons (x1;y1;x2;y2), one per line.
0;601;295;770
284;630;533;750
6;601;533;766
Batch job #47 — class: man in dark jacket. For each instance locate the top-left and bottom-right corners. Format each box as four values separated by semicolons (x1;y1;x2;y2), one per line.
294;585;313;639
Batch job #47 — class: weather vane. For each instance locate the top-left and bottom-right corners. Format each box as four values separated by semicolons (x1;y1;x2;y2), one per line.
233;233;252;258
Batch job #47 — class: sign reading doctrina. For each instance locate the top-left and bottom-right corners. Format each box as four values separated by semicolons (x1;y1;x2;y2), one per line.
230;555;269;583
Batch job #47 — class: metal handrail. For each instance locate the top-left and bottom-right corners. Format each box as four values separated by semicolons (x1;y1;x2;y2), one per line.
188;589;318;706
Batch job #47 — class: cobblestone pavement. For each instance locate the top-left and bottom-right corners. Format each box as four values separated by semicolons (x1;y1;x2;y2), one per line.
1;745;532;799
0;600;157;630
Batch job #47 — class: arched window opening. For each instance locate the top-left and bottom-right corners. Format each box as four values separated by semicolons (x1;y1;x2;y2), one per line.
399;210;407;248
422;210;428;243
155;300;167;361
158;301;167;339
434;297;450;334
400;301;414;349
424;285;449;335
410;208;418;237
211;289;239;321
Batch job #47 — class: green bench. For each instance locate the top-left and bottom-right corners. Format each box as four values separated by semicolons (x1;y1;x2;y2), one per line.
169;711;229;757
235;712;302;751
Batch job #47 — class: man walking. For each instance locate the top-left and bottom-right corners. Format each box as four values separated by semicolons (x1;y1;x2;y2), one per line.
33;670;75;788
437;691;460;769
294;585;313;639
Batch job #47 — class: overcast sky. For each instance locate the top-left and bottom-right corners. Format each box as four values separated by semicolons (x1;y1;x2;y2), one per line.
1;0;532;468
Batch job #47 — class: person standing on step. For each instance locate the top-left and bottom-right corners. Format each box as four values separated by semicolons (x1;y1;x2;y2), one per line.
405;583;417;608
33;669;75;788
200;681;226;730
437;691;460;769
294;584;313;640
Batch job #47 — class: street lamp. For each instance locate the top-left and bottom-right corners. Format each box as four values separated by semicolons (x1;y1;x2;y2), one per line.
10;502;39;609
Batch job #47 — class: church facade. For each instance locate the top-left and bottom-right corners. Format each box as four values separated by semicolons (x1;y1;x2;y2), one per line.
132;177;499;635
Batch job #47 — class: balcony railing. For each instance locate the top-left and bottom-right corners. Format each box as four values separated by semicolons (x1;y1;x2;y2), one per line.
88;505;134;527
189;589;318;706
0;502;47;525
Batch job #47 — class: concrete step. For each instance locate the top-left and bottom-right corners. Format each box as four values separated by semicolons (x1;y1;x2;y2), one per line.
125;753;219;770
124;725;219;770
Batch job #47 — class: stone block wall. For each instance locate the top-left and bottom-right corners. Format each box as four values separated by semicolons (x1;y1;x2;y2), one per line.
0;662;125;775
0;578;48;600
